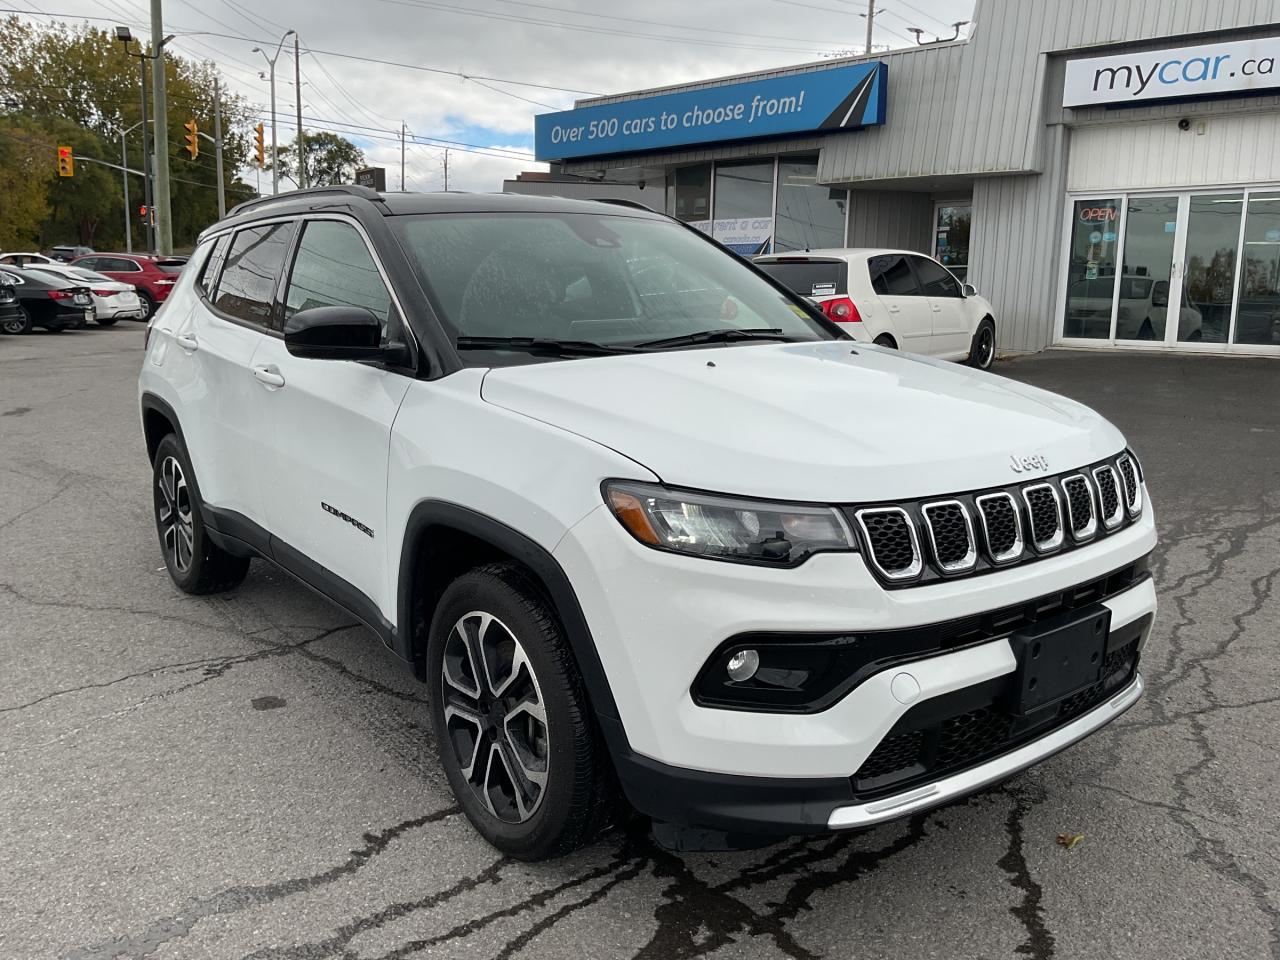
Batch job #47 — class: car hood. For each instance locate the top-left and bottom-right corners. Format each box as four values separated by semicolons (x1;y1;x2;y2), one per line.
480;342;1128;502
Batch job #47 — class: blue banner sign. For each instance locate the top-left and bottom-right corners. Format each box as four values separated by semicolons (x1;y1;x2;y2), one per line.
535;62;888;162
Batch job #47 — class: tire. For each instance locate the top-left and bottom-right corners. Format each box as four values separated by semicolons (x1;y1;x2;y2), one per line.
874;333;897;349
96;315;119;327
967;318;996;369
1;307;32;335
139;292;156;318
152;433;250;595
427;562;616;860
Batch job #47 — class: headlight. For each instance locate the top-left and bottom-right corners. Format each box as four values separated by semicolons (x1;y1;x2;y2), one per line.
603;481;855;566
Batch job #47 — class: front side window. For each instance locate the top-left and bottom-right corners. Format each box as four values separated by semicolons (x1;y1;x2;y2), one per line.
868;255;920;296
391;212;833;355
285;220;393;333
212;222;296;328
910;256;962;297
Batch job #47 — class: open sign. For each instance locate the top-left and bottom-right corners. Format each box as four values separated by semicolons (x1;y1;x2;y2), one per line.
1079;205;1119;224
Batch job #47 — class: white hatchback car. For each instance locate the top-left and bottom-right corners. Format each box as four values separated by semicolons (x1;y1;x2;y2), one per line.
754;248;998;368
28;263;147;324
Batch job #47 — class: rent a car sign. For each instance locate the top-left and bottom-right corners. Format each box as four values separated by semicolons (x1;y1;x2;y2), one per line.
535;61;887;162
1064;36;1280;107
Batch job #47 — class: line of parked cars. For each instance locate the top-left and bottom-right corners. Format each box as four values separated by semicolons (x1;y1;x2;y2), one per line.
0;250;185;335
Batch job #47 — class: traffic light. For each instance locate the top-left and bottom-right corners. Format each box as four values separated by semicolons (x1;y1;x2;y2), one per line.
139;204;149;223
183;119;199;160
57;145;74;177
254;122;265;168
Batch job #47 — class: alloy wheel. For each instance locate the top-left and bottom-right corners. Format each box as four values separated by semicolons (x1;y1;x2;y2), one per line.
978;326;995;367
441;611;549;824
157;455;195;573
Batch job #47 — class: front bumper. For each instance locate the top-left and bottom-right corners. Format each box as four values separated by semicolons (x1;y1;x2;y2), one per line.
555;484;1157;831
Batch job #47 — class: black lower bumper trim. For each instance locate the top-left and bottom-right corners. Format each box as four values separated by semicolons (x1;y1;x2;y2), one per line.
602;716;853;835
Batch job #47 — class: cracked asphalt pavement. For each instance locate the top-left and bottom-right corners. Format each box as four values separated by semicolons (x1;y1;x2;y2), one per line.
2;326;1278;959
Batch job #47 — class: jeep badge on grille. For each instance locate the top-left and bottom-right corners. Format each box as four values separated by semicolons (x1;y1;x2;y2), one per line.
1009;453;1049;474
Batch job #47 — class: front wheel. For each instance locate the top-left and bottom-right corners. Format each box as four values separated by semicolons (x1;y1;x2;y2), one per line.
428;563;616;860
2;308;33;335
152;433;250;594
967;318;996;369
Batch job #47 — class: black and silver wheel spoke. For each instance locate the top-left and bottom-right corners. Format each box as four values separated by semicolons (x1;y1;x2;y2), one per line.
158;456;194;573
441;610;549;824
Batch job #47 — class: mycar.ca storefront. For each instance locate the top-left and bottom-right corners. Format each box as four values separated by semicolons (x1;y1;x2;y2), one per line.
536;0;1280;357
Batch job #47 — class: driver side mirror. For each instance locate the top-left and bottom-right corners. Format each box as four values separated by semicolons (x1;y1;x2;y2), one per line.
284;305;386;361
961;282;978;298
1151;281;1169;308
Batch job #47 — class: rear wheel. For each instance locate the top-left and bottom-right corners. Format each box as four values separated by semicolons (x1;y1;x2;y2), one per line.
152;433;250;594
874;333;897;349
967;318;996;369
428;562;616;860
1;307;32;335
139;292;156;318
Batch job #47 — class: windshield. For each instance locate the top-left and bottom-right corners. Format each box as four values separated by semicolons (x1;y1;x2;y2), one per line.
391;212;833;353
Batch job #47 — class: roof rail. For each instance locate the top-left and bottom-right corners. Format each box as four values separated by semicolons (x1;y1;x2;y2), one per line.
594;198;657;213
226;184;384;218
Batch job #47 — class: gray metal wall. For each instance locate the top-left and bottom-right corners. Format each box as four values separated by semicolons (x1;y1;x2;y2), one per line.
846;191;933;252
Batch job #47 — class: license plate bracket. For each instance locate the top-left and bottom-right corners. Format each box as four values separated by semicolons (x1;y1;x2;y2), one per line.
1007;605;1111;716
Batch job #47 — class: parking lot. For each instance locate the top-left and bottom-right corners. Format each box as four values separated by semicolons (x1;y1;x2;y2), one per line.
2;325;1277;960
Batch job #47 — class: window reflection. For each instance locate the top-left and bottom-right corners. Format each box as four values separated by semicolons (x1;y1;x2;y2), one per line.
1235;191;1280;346
774;157;847;252
1063;198;1121;339
1116;196;1178;341
1183;194;1241;343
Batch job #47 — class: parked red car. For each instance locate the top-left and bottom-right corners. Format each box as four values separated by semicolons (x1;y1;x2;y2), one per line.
70;253;185;317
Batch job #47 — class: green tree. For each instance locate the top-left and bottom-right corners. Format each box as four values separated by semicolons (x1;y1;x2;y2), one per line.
0;118;52;248
271;132;365;187
0;16;257;248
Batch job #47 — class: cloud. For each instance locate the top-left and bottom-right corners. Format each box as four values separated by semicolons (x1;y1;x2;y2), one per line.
30;0;973;191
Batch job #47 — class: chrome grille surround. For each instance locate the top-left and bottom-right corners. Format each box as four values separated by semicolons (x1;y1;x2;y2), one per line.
1092;465;1125;529
1116;454;1143;516
1020;482;1065;554
1061;473;1098;542
920;499;978;574
855;506;923;581
974;491;1024;564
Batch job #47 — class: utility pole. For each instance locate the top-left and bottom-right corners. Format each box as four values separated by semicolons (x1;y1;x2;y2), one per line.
213;77;226;218
294;34;305;189
254;30;294;195
864;0;876;54
117;130;131;253
139;51;154;253
400;122;406;191
150;0;173;254
443;148;449;190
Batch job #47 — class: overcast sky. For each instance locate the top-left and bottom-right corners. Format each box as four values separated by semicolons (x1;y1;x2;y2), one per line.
11;0;976;191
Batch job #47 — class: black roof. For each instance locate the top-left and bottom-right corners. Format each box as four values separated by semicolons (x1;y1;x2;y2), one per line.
210;185;664;238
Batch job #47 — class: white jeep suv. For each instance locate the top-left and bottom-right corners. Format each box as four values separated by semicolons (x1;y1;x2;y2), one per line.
139;187;1156;860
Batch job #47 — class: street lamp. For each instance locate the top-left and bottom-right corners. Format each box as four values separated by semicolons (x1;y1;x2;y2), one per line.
252;29;295;195
115;26;174;253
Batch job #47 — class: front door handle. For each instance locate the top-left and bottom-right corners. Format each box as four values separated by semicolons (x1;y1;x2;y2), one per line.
931;304;942;312
252;365;285;388
175;333;198;351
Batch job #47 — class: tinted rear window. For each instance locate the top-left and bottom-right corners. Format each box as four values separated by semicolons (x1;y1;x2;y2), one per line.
156;259;186;274
753;259;847;297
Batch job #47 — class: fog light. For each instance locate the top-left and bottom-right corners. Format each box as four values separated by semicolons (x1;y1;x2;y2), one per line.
726;649;760;683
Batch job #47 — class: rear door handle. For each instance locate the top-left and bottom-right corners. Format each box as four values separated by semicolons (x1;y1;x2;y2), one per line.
931;304;943;312
175;333;198;351
252;365;285;388
887;304;901;313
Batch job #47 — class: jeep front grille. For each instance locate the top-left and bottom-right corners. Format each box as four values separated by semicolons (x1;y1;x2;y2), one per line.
855;507;922;580
975;492;1023;563
841;451;1143;587
1022;483;1064;553
1061;474;1097;541
921;500;977;573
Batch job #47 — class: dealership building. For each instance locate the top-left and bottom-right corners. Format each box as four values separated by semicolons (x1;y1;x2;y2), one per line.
534;0;1280;356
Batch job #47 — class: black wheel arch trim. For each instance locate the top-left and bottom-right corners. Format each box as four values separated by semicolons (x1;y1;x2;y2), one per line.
140;392;187;464
396;500;626;732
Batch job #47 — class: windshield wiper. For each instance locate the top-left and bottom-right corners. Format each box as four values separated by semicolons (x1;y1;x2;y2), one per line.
455;336;640;357
633;327;795;350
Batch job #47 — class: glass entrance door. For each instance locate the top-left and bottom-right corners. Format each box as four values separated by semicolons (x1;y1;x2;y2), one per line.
1061;186;1280;351
1115;196;1178;342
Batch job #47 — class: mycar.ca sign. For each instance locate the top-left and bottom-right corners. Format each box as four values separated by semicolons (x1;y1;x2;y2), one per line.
535;61;887;162
1064;36;1280;107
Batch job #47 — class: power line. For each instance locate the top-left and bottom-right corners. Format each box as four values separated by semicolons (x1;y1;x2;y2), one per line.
0;8;603;94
